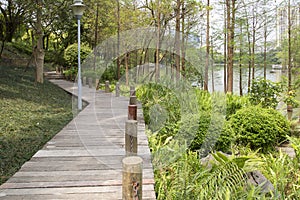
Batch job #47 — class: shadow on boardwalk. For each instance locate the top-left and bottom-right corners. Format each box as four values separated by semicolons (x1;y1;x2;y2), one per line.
0;80;156;200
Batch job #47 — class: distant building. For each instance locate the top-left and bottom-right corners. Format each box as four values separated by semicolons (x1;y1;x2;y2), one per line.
276;3;300;47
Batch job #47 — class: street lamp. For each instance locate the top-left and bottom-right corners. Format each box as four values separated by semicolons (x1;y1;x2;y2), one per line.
71;0;86;110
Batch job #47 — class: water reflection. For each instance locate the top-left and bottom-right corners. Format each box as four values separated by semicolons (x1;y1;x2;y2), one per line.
207;65;283;94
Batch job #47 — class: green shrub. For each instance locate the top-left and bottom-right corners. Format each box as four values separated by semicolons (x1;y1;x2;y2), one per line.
136;83;181;127
224;106;290;152
64;43;92;69
249;78;282;109
226;94;250;118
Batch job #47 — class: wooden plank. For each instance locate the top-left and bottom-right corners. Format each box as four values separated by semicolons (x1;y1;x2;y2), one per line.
1;185;155;195
0;79;156;199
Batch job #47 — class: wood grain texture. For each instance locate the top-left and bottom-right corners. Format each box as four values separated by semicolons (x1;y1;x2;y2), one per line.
0;80;156;200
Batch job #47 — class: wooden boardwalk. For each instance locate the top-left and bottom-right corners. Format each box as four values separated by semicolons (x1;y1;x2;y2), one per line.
0;80;156;199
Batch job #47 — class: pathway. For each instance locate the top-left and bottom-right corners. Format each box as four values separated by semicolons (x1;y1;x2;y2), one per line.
0;79;156;199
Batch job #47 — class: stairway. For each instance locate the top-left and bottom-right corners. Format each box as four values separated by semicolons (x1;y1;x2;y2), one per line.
44;71;65;80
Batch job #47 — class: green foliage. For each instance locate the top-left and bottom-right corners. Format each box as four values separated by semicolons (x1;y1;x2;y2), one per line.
224;106;290;152
63;43;92;69
287;136;300;162
136;83;181;128
100;63;126;82
150;135;267;200
193;153;250;200
10;42;32;56
137;85;249;153
261;151;300;199
0;65;73;184
225;94;250;118
249;78;282;109
280;76;300;108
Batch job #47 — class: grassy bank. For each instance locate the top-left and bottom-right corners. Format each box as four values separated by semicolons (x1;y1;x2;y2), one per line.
0;65;73;184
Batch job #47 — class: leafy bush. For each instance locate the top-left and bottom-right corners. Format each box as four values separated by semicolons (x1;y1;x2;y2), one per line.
261;151;300;199
136;83;181;127
100;63;126;82
178;112;230;152
224;106;290;152
226;94;250;118
64;43;92;69
249;78;282;109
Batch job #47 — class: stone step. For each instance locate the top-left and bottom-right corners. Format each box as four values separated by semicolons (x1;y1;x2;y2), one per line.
44;71;65;80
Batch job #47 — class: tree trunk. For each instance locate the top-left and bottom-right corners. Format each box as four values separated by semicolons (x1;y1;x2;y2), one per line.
226;0;235;93
251;12;256;81
246;18;252;93
125;53;129;86
239;23;243;96
155;0;160;82
35;0;44;84
175;0;181;80
117;0;121;79
0;40;5;58
181;2;186;73
223;2;227;93
263;23;267;80
211;36;215;92
94;3;99;72
287;0;292;91
204;0;210;91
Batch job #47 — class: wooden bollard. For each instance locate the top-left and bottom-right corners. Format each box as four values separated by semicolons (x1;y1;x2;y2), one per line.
95;79;99;89
105;80;110;93
129;96;137;106
122;156;143;200
287;105;293;120
88;77;93;88
82;77;87;86
125;120;138;156
128;105;137;120
116;82;120;97
130;86;136;96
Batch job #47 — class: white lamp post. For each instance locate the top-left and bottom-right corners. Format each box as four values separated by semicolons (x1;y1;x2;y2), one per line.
71;0;86;110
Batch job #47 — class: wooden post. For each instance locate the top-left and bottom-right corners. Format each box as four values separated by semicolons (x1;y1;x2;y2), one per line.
287;105;293;120
116;82;120;97
129;96;137;106
130;86;136;96
95;79;99;89
125;120;138;156
128;105;137;120
82;77;87;86
88;77;93;88
122;156;143;200
105;80;110;93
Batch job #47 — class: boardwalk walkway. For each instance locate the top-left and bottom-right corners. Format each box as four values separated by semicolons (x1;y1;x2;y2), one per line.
0;80;156;199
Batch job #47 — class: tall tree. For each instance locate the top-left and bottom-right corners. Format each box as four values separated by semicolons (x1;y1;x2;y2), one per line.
223;1;227;93
287;0;292;91
226;0;236;93
0;0;27;42
175;0;181;80
117;0;121;79
35;0;44;83
204;0;210;91
155;0;161;81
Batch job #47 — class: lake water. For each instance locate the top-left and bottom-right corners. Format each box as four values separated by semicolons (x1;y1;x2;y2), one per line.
207;65;283;94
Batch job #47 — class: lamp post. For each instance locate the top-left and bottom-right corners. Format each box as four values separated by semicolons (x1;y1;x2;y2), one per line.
71;0;86;111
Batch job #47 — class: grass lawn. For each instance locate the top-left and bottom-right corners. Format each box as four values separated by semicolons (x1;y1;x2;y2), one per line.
0;65;73;185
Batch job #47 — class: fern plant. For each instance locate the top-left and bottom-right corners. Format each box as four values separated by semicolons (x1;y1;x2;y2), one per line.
193;152;266;200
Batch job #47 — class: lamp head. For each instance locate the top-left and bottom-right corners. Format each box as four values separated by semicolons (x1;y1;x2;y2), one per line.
71;0;86;19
